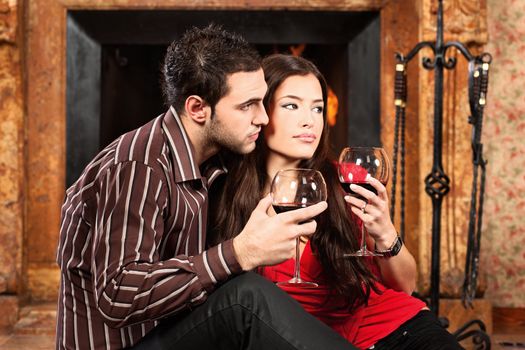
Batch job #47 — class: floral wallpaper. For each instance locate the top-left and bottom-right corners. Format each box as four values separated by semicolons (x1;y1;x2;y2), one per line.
482;0;525;307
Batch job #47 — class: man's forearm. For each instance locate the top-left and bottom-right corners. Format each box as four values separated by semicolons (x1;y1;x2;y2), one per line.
95;240;242;327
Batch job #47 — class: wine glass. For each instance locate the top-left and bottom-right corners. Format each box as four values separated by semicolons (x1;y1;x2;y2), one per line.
271;168;327;287
338;147;390;257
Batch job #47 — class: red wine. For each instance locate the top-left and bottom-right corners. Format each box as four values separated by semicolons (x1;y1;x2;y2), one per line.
340;182;378;200
273;203;307;214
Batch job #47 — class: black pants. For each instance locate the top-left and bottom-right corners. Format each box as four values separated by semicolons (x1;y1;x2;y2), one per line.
132;272;356;350
370;310;464;350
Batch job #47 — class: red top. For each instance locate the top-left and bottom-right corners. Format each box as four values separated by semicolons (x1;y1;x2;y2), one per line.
258;240;426;349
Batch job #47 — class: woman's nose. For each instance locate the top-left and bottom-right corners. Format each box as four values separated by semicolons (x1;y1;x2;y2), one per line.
300;112;314;128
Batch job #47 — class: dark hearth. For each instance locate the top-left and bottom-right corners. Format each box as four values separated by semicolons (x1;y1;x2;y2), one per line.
66;10;380;186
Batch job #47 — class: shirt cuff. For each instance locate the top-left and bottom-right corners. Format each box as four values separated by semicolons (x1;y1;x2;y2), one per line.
191;239;243;293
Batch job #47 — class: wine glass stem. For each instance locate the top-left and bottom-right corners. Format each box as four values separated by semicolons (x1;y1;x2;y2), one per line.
361;224;367;252
294;237;301;281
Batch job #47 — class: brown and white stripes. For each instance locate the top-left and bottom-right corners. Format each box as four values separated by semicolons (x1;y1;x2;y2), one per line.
56;108;241;349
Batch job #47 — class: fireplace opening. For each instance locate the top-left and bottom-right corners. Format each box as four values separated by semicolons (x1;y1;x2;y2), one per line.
66;10;380;186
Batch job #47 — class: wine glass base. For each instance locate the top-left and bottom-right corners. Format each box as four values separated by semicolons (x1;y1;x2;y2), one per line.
277;279;318;288
343;249;383;257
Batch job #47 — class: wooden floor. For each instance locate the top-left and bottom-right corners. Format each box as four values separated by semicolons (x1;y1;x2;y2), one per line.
0;303;56;350
1;303;524;349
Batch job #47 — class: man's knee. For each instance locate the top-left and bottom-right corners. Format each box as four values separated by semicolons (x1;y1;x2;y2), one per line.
217;272;278;296
213;272;289;310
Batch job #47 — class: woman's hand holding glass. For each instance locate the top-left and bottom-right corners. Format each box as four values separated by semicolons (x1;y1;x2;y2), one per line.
343;177;398;251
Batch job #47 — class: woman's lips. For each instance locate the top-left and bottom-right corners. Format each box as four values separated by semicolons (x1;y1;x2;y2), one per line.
293;134;317;143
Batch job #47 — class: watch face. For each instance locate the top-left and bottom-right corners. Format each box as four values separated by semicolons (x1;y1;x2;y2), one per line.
391;237;403;256
377;236;402;257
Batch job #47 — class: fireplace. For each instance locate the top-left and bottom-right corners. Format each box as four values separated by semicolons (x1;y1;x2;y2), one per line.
66;10;380;186
0;0;494;336
24;0;426;308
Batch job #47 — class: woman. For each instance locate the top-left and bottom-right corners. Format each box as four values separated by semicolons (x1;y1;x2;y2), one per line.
211;54;462;350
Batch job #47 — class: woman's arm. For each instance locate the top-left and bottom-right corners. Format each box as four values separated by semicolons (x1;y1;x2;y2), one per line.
366;232;417;294
346;177;417;294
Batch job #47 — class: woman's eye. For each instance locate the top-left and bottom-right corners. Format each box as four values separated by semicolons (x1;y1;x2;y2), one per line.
282;103;298;110
313;106;324;114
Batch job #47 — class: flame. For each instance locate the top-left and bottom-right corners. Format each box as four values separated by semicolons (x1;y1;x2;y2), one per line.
327;87;339;127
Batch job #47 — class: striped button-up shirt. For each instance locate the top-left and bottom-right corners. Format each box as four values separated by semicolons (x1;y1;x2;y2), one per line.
56;107;242;349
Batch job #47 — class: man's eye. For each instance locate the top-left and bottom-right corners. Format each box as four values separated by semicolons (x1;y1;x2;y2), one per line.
240;104;252;111
282;103;298;110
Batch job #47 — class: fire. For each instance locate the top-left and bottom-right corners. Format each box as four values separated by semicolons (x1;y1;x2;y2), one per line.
327;87;339;127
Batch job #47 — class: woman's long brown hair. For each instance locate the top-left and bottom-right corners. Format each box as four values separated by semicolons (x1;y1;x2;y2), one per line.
209;54;378;310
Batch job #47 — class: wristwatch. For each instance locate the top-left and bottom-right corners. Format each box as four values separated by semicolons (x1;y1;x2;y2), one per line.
374;235;403;258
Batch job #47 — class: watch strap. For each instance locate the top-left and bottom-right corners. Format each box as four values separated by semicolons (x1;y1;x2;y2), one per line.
375;235;403;258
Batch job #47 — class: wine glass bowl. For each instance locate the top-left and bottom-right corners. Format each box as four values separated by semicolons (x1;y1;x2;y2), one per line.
338;147;390;198
338;147;390;257
271;168;327;287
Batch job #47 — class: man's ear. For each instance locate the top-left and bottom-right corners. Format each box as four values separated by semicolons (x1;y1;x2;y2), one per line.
184;95;211;124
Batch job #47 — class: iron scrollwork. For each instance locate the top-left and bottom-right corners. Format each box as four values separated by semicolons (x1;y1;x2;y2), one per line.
389;0;492;348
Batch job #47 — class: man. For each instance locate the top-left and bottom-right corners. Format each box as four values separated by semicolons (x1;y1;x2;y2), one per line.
56;25;355;349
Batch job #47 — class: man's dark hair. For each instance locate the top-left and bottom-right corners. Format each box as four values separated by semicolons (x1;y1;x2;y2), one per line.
162;24;261;116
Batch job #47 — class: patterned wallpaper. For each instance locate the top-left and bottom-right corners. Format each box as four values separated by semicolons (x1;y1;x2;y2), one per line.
482;0;525;307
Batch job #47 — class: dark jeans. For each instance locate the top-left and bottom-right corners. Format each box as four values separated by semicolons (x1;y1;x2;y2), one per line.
132;272;356;350
370;310;464;350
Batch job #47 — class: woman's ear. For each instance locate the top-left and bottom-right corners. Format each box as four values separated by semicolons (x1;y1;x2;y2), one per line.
184;95;211;124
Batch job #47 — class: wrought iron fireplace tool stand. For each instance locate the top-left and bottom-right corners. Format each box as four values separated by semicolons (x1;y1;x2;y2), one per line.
389;1;492;348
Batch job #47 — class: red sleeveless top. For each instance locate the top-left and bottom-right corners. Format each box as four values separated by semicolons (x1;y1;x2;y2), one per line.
258;240;426;349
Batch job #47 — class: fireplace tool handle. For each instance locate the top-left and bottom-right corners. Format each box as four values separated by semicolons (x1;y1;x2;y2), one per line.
389;1;492;348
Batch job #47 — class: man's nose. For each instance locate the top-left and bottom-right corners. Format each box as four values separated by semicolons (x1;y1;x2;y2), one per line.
254;105;269;126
